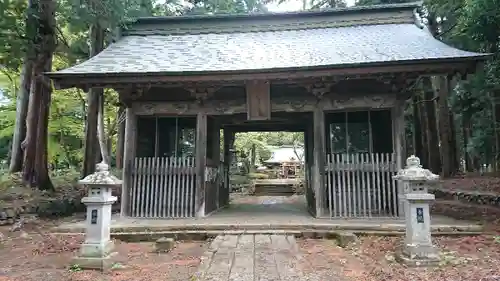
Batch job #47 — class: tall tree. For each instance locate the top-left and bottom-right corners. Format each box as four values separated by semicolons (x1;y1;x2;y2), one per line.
22;0;57;190
1;0;32;173
422;77;441;172
82;21;104;176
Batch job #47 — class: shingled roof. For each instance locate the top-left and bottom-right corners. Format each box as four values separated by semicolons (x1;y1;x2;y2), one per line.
48;2;489;81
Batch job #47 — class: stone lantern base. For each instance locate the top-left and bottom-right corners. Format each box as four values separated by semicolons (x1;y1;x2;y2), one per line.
72;240;116;271
395;243;440;267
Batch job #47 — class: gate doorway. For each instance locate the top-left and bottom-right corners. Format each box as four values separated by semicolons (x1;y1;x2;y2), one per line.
220;112;315;218
127;111;317;218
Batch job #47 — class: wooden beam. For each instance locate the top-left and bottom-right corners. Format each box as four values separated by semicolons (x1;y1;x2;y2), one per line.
195;111;207;218
50;60;477;89
131;93;400;115
223;123;308;132
120;108;137;217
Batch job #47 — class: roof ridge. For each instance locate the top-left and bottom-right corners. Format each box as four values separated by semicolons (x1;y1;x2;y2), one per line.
122;2;421;37
122;15;415;37
132;2;422;24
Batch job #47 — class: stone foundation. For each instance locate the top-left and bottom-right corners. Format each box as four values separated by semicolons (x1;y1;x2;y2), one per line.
72;240;116;271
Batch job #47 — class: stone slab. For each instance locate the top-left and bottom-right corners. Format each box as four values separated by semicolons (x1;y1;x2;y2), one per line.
71;252;117;271
194;234;332;281
53;197;483;239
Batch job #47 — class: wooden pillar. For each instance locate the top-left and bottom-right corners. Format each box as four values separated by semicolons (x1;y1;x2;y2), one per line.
211;118;221;209
304;123;314;214
195;111;207;218
223;129;234;207
392;98;406;217
393;98;407;169
120;107;137;217
312;107;326;217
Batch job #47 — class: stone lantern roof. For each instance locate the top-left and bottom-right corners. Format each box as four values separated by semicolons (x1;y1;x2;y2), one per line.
393;155;439;182
78;162;122;186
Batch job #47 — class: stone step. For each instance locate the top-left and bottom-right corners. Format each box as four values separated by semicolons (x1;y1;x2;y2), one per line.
253;185;295;196
53;226;483;242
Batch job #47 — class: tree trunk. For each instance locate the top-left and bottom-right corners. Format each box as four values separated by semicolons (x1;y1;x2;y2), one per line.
448;109;459;174
493;100;500;172
462;118;471;172
9;0;36;173
10;59;33;173
81;23;105;177
97;92;110;164
22;77;39;186
22;0;56;190
250;143;256;172
422;77;441;173
418;91;430;168
116;106;126;169
412;94;424;157
437;75;454;177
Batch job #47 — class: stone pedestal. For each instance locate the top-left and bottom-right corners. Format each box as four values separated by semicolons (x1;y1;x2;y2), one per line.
393;155;440;267
72;162;121;271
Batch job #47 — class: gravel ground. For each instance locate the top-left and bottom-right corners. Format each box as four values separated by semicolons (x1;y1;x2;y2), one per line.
0;221;206;281
299;235;500;281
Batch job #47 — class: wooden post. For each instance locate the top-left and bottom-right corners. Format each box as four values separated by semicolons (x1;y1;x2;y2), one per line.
393;98;406;170
304;124;314;214
392;98;406;217
195;111;207;218
211;118;221;209
223;128;234;207
120;107;137;217
312;107;326;217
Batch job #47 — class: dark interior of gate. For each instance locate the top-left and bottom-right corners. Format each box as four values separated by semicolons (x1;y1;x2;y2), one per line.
324;110;399;218
130;107;399;219
131;112;315;218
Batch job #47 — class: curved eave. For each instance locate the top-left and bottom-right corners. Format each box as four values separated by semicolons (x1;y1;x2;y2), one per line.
47;56;490;89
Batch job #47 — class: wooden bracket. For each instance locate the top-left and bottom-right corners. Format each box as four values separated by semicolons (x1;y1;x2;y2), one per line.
303;82;332;100
115;84;150;107
188;87;219;104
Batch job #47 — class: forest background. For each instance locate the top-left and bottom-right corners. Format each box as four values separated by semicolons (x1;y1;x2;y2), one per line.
0;0;499;191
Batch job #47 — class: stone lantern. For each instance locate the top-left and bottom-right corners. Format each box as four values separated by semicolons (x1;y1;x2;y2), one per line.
72;162;121;271
393;155;440;266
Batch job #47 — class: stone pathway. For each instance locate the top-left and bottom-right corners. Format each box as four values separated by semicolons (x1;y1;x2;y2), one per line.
194;234;344;281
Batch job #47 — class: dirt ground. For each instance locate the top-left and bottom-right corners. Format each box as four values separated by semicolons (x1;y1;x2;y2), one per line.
441;176;500;193
299;235;500;281
0;178;499;281
0;220;206;281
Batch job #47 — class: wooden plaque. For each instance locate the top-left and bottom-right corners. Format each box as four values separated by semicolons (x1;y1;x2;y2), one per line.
246;80;271;120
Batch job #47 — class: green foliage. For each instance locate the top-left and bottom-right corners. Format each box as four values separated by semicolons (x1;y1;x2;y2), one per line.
0;0;497;177
0;0;27;71
0;0;278;174
234;132;303;164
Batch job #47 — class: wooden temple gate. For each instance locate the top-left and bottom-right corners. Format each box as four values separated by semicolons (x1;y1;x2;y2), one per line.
117;80;409;219
46;3;489;220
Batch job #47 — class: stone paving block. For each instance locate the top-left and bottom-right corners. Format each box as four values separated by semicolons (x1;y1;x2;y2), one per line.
270;235;303;280
194;236;225;280
229;235;254;281
195;234;343;281
254;235;280;281
203;235;239;281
